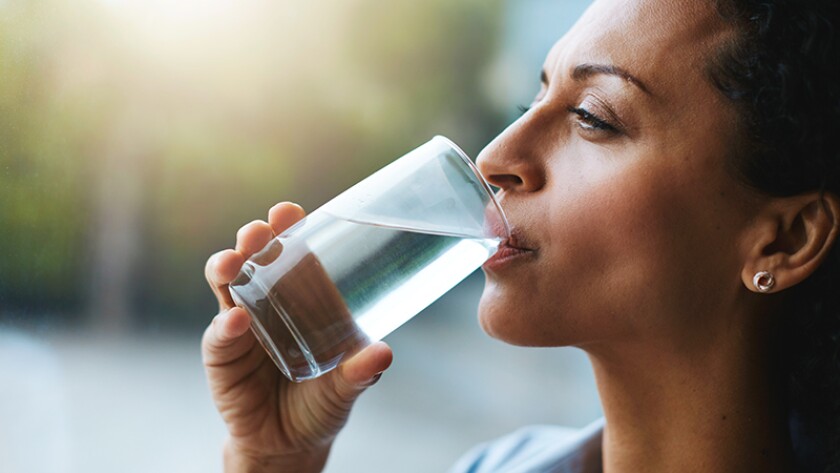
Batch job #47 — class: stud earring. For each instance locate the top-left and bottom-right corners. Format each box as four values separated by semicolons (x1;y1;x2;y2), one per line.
753;271;775;293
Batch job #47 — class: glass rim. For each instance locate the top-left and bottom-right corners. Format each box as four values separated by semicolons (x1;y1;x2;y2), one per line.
433;135;512;240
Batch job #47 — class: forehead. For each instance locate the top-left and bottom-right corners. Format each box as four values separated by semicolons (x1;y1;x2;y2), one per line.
546;0;734;95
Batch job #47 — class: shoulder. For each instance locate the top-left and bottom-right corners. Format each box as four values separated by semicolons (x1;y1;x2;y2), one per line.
449;418;604;473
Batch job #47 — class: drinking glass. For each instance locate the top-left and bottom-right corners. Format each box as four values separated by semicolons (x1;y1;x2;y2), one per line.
229;136;510;382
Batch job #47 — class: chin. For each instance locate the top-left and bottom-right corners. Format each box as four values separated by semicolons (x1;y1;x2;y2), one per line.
478;280;584;348
478;285;541;347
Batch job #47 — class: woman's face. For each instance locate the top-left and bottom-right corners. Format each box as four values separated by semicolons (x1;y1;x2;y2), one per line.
477;0;761;349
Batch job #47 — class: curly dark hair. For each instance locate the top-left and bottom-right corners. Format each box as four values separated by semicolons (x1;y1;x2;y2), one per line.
710;1;840;472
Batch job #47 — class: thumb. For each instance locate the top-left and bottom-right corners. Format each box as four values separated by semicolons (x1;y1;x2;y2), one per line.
280;342;394;449
340;341;394;385
270;342;393;450
331;341;393;400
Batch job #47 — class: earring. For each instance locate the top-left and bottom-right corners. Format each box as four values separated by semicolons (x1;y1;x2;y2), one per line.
753;271;775;293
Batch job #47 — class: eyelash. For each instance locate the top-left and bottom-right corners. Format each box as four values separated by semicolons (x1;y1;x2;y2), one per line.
517;104;618;133
567;107;617;132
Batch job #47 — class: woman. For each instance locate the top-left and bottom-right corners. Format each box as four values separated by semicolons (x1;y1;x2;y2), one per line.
202;0;840;471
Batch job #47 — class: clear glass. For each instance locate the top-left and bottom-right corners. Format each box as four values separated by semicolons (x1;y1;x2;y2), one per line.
229;136;510;382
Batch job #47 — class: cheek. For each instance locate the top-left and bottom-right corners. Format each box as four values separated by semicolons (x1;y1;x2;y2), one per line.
476;173;654;345
546;174;672;335
478;161;714;346
546;162;741;340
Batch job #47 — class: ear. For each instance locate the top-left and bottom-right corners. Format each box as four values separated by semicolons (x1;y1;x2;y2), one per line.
741;192;840;293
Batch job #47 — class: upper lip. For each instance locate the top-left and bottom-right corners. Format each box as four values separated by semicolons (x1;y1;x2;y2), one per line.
486;196;536;251
503;227;536;252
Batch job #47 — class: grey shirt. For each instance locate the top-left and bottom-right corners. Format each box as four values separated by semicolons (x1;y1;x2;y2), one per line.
450;416;825;473
449;419;605;473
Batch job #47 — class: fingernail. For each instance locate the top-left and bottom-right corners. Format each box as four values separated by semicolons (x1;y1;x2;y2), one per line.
364;372;383;387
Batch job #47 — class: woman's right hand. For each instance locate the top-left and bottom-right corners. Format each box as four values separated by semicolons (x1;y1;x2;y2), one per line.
202;202;393;473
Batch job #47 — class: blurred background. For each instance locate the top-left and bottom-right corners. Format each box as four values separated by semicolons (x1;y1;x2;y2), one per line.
0;0;601;471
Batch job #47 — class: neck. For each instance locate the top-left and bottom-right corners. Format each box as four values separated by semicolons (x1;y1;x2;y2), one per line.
584;315;795;473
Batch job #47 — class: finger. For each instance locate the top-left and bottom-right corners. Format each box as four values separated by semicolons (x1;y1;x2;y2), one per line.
205;249;245;310
201;307;257;368
268;202;306;236
235;220;275;258
335;342;393;391
281;342;392;448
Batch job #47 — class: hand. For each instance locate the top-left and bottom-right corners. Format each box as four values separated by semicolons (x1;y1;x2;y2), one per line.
202;202;393;473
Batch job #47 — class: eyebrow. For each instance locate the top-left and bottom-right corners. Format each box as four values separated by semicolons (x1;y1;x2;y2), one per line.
540;64;651;95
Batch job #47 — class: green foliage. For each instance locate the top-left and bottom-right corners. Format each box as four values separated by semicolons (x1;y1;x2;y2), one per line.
0;1;99;311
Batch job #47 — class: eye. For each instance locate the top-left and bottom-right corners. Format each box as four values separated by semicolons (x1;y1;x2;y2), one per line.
568;106;618;133
517;104;531;116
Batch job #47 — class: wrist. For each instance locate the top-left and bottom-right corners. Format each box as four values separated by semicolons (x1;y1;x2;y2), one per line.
223;438;330;473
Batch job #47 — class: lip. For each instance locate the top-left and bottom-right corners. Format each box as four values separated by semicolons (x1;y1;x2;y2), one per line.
483;203;512;241
483;233;536;272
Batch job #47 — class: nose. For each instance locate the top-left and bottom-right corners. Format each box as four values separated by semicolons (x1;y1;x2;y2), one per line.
476;119;546;194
